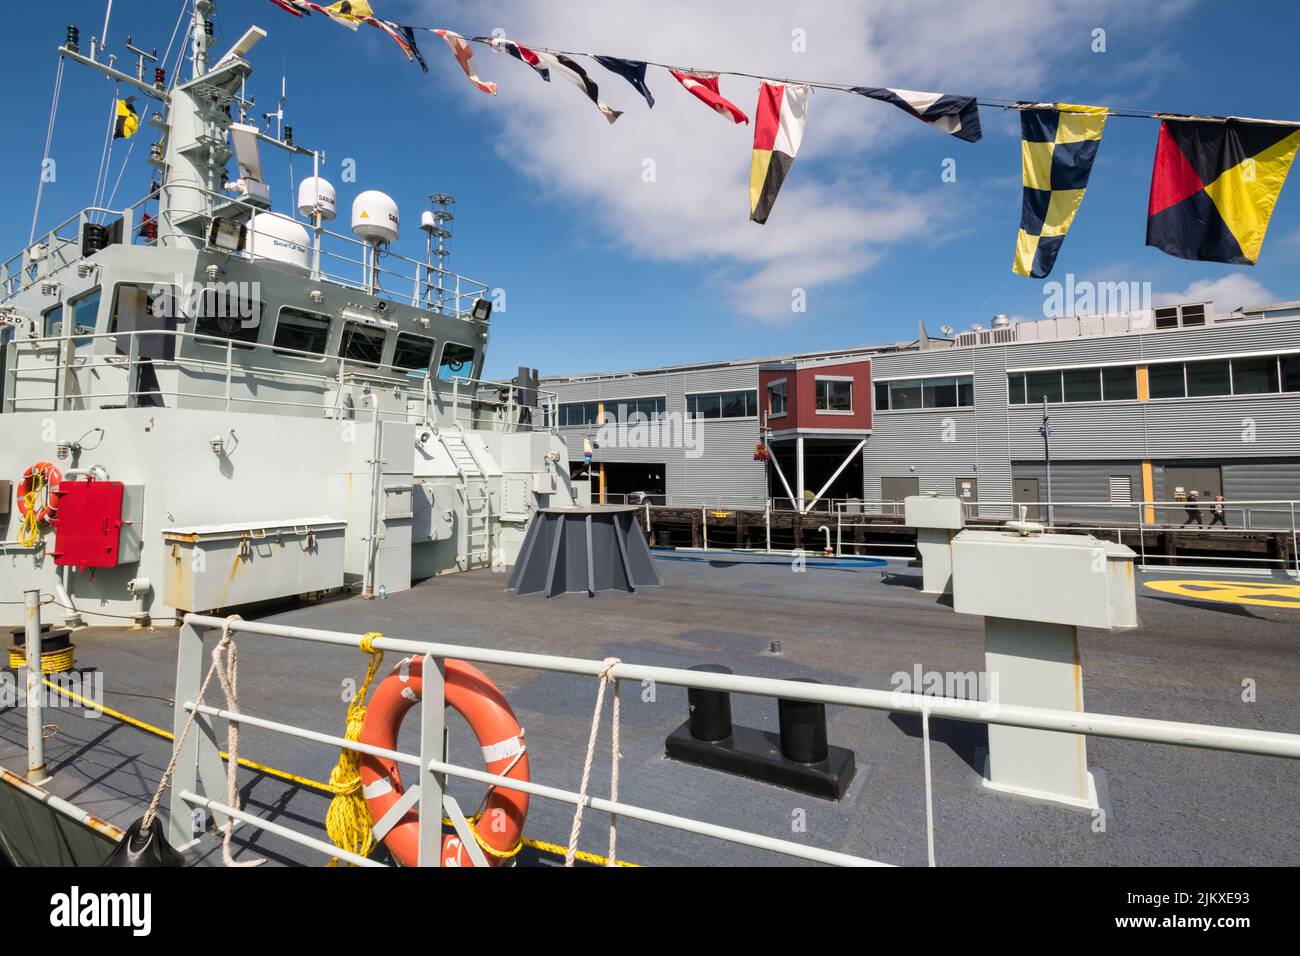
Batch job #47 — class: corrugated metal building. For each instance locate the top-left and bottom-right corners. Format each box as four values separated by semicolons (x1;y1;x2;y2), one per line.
543;300;1300;521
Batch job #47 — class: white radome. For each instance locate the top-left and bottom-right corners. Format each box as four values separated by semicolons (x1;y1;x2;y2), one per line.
352;190;400;245
297;176;337;221
248;213;312;271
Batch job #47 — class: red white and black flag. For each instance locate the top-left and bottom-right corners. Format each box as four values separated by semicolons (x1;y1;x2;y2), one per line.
669;70;748;125
750;82;809;224
483;36;551;82
537;52;623;124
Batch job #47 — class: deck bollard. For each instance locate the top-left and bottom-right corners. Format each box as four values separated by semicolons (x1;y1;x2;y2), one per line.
687;664;733;742
666;670;855;799
778;679;829;764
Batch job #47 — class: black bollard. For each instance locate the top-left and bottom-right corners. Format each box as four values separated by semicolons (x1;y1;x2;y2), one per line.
778;679;829;764
686;664;733;743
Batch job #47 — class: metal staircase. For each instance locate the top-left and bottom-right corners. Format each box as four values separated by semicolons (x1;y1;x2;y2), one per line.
441;429;493;569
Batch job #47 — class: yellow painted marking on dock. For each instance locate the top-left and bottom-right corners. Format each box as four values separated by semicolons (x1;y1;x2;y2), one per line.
1143;579;1300;609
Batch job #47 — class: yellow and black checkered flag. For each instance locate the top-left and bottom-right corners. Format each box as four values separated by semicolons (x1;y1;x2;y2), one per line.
113;98;139;140
1012;103;1108;278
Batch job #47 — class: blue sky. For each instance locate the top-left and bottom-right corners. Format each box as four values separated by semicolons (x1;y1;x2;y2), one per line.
4;0;1299;378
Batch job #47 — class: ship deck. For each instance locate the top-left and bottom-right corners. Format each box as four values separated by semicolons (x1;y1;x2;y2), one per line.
2;555;1298;867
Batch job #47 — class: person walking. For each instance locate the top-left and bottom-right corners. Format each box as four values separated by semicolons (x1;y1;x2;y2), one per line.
1183;490;1204;527
1210;494;1228;528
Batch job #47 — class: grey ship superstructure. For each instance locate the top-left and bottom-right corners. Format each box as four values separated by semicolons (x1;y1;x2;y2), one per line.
0;1;574;625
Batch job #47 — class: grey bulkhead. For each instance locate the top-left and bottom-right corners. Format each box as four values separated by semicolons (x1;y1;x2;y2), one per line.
0;243;574;624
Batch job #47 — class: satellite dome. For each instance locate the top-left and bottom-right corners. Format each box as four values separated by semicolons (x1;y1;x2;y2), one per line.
297;177;337;221
247;213;311;271
352;190;400;245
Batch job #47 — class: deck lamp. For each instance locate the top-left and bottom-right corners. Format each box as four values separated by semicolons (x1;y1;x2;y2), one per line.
207;217;246;253
471;298;492;322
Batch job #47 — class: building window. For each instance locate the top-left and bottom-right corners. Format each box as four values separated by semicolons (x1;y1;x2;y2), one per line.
1282;355;1300;392
1101;366;1137;401
1229;356;1279;395
1025;370;1063;404
768;380;787;416
687;389;756;420
1148;362;1185;399
876;375;974;411
273;307;331;356
1062;367;1102;403
559;401;600;427
437;342;475;381
392;332;436;372
1011;365;1139;404
815;378;853;412
605;396;667;422
1185;358;1231;397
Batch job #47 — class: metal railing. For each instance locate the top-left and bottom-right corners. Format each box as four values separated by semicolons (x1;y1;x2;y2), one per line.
4;185;492;319
163;613;1300;868
4;327;557;434
591;496;1300;573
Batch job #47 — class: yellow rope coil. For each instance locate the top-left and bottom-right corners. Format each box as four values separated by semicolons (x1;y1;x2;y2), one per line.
17;470;45;549
9;645;76;674
324;631;385;866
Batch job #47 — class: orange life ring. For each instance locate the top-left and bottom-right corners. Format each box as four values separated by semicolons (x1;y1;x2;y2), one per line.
359;656;530;867
16;461;62;523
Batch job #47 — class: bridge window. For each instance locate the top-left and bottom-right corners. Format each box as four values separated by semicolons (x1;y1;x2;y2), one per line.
273;307;331;357
193;287;263;349
340;323;386;365
438;342;475;381
393;332;436;372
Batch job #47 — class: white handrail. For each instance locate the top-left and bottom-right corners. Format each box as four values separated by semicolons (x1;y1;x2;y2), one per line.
169;613;1300;869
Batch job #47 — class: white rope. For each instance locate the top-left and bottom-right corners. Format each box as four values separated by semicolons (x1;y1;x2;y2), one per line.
139;616;264;867
28;56;65;247
565;657;622;868
90;87;120;221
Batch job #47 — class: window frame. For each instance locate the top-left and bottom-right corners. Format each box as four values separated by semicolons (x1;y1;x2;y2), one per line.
767;378;788;418
271;306;333;360
686;388;758;420
814;375;855;415
391;331;438;374
437;341;477;382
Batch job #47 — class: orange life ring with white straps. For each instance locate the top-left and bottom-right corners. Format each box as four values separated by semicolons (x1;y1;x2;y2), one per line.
16;461;62;523
359;656;530;867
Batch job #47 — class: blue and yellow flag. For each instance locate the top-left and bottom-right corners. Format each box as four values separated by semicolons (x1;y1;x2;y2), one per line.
113;98;139;140
1012;103;1108;278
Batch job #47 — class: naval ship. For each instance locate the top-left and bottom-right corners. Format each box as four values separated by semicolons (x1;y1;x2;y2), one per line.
1;2;1297;872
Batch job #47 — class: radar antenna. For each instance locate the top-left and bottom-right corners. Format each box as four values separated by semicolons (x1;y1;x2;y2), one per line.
420;194;456;313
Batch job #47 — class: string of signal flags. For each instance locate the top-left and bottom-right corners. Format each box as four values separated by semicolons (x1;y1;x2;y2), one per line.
267;1;1300;279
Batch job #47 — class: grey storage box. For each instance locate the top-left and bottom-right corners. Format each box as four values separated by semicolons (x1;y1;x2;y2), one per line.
161;517;346;613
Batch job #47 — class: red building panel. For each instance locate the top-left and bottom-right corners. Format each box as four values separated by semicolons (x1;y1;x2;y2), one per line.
759;359;873;434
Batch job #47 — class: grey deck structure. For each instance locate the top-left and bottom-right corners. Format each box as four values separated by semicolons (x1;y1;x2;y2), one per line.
544;300;1300;519
2;556;1297;867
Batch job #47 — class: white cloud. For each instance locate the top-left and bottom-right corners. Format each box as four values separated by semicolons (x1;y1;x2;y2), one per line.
1154;274;1275;311
422;0;1189;322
